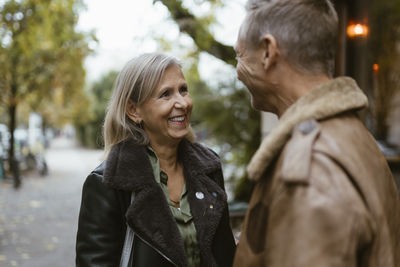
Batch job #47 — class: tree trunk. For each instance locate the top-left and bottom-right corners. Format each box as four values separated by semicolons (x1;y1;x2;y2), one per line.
8;102;21;188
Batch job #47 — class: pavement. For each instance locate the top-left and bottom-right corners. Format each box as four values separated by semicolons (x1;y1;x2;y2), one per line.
0;137;103;267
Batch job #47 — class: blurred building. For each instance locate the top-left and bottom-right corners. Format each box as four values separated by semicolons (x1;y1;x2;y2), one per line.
333;0;400;145
334;0;400;189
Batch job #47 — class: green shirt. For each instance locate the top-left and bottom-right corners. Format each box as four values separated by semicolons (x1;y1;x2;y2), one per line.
147;147;201;267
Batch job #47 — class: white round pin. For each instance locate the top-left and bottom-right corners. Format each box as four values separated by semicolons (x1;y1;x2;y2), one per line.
195;192;204;199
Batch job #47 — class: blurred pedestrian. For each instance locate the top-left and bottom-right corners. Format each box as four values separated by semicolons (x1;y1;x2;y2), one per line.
76;53;235;267
233;0;400;266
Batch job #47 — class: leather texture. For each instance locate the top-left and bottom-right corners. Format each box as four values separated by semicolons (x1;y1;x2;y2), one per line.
76;138;236;267
76;168;129;267
130;235;175;266
234;78;400;267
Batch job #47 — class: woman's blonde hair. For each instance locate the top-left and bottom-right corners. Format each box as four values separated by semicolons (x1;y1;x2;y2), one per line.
103;53;192;156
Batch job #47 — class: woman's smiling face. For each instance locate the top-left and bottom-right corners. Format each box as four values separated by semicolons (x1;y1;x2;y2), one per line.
134;64;193;145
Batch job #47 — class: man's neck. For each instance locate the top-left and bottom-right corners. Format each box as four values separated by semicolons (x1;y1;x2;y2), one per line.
275;66;330;116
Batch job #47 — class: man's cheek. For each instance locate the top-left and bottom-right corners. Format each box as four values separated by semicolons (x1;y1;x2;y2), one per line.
237;64;248;83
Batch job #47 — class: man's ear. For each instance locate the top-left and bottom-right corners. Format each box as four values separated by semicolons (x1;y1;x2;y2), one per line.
260;34;279;71
126;100;142;124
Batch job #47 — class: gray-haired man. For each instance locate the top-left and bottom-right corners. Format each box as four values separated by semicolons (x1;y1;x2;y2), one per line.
233;0;400;266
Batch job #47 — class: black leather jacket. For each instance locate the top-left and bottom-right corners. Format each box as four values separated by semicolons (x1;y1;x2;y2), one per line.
76;138;236;267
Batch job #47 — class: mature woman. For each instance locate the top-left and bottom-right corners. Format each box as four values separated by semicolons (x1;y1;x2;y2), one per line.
76;53;236;267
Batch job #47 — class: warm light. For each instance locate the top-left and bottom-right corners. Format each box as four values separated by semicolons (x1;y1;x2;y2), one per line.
347;23;369;38
373;63;379;73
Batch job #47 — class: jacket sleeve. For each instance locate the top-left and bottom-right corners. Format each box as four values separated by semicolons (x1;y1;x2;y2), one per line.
263;152;374;267
76;171;127;267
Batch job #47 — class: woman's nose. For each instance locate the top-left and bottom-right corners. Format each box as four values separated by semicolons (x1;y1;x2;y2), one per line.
174;94;188;109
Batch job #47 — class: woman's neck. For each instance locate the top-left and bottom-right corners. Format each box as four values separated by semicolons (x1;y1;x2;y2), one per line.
150;139;185;207
149;140;180;172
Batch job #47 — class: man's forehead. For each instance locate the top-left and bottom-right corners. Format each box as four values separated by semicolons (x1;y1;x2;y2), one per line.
236;17;251;51
234;42;239;53
238;19;248;39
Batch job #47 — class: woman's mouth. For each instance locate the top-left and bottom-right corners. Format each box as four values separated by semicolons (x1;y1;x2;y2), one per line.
168;115;187;126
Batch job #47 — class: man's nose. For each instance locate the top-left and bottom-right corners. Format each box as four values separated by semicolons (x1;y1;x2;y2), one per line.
236;65;243;81
236;61;241;76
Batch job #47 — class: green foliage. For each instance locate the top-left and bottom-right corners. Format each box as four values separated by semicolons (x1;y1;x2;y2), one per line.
75;70;118;148
1;0;93;105
90;70;118;119
0;0;95;179
191;79;260;201
191;78;260;162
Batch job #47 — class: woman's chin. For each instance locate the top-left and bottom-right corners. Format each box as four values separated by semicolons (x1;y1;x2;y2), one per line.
168;129;190;141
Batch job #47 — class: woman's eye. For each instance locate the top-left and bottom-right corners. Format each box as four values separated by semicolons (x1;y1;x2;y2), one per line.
179;86;188;93
160;90;169;98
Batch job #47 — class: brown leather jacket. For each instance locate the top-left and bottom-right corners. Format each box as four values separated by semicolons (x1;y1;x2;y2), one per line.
234;77;400;267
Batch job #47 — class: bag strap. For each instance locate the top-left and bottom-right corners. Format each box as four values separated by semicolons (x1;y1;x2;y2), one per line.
119;192;135;267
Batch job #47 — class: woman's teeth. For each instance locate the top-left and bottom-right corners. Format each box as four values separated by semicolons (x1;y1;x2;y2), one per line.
169;116;185;122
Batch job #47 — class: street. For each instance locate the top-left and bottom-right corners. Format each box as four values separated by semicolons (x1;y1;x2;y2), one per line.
0;137;103;267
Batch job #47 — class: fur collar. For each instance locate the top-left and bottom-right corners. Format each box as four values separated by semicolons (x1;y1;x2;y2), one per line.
247;77;368;182
103;138;220;192
103;138;226;267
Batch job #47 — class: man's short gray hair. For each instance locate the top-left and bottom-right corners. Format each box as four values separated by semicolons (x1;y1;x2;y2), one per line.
242;0;338;77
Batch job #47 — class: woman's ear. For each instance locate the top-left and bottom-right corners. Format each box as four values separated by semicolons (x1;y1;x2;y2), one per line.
260;34;279;71
126;100;142;124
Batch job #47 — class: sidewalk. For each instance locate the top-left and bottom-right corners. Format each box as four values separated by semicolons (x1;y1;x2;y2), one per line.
0;137;103;267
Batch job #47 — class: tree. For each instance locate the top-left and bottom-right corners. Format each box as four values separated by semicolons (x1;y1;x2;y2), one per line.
0;0;94;187
75;70;118;148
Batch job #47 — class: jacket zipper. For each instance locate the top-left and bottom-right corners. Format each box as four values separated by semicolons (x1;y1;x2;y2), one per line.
134;232;179;267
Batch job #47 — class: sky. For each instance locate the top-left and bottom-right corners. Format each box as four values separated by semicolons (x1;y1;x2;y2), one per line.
77;0;247;83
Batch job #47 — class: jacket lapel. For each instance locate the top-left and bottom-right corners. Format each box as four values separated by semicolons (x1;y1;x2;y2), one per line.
125;183;187;266
186;173;227;266
104;139;187;266
179;139;227;266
